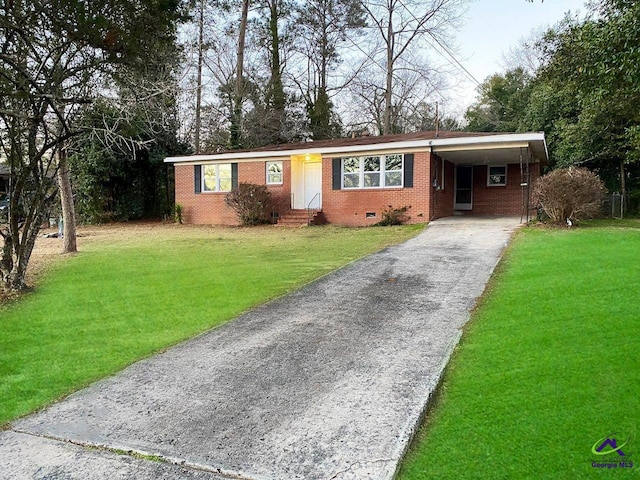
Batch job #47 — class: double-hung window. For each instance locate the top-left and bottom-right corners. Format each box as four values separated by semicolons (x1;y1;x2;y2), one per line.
266;161;283;184
363;156;381;187
385;154;403;187
487;165;507;186
342;154;404;189
203;164;233;192
343;157;360;188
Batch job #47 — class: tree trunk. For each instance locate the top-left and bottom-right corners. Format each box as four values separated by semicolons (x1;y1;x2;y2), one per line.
383;10;394;135
57;146;77;254
7;210;44;290
1;232;15;291
311;19;331;139
2;199;49;292
194;0;205;154
231;0;250;149
269;0;285;113
620;158;626;195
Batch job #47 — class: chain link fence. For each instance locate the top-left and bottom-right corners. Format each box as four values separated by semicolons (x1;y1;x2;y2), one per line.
601;193;626;219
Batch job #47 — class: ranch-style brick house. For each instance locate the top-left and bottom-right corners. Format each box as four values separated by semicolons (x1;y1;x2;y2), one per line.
164;130;548;226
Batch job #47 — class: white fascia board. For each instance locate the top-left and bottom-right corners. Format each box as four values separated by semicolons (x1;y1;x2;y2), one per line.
432;142;530;153
166;154;292;165
164;132;547;163
430;132;545;148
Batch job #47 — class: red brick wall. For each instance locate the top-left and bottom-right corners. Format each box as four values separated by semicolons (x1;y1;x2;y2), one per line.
467;163;540;216
174;161;291;225
173;156;541;225
321;152;432;226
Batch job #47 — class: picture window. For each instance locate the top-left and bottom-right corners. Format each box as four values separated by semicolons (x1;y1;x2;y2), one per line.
342;154;404;189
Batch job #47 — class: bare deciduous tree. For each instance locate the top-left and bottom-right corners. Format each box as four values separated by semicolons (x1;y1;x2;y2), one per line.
500;27;548;76
359;0;467;134
293;0;366;139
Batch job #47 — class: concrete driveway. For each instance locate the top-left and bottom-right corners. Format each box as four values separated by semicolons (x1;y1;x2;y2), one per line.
1;217;521;480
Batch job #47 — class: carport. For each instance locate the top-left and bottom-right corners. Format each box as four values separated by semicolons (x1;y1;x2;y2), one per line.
429;133;548;221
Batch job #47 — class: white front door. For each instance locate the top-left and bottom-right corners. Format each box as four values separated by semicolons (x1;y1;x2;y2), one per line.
304;162;322;209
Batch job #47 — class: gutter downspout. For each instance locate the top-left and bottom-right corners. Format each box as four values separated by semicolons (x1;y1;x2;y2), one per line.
429;146;435;222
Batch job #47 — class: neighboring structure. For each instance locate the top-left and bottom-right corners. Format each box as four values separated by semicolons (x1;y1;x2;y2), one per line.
0;162;8;194
164;131;548;226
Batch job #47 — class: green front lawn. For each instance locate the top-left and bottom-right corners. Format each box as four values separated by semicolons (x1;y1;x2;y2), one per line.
398;220;640;479
0;223;423;426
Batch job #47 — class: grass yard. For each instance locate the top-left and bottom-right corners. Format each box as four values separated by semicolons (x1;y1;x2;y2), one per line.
398;220;640;479
0;222;422;426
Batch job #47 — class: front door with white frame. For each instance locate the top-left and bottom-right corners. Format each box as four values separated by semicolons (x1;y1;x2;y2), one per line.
304;162;322;209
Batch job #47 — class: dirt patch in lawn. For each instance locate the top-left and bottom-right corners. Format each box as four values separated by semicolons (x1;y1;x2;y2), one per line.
18;221;301;293
28;221;221;284
1;221;229;303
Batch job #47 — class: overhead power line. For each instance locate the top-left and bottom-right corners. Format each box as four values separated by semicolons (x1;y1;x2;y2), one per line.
426;31;512;112
426;31;484;89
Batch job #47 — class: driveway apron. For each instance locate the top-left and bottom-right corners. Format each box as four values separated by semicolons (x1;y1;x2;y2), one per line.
1;217;521;480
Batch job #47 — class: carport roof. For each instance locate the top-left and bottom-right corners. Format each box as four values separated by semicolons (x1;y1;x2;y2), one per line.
164;131;548;165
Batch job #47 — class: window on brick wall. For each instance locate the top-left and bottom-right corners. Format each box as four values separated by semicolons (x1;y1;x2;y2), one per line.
385;154;403;186
342;154;404;189
203;164;233;192
266;161;283;184
487;165;507;186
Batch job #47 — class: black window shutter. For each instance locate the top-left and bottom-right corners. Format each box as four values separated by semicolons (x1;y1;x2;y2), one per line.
194;165;202;193
404;154;414;188
332;158;342;190
231;163;238;189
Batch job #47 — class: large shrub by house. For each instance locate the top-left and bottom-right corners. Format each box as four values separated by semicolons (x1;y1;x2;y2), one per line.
225;183;271;226
533;167;606;225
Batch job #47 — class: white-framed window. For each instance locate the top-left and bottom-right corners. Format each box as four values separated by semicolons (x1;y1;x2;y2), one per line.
342;154;403;189
487;165;507;186
363;156;381;187
203;164;233;192
266;161;283;184
343;157;360;188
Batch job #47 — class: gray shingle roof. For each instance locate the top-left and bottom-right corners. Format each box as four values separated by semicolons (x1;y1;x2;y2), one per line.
203;130;501;155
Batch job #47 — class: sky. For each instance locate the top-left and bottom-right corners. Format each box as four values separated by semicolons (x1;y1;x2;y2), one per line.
445;0;587;117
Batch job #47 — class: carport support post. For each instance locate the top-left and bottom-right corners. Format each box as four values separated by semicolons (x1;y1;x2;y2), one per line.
527;148;531;222
519;147;532;224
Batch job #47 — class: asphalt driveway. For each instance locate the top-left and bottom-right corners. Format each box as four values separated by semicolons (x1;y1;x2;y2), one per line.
1;217;521;480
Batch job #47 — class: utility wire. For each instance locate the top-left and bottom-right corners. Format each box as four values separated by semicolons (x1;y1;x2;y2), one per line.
426;31;484;89
394;0;509;113
426;30;511;112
